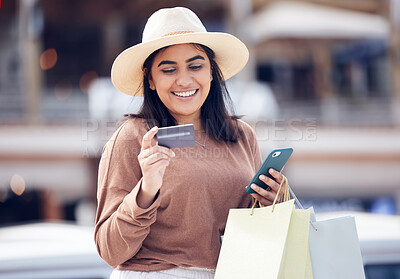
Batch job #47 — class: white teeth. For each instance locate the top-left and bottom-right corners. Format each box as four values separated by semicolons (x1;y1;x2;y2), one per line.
173;90;196;97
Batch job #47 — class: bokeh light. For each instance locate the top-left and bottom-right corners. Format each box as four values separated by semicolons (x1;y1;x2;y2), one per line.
10;174;26;196
79;71;99;93
40;48;58;70
54;80;73;101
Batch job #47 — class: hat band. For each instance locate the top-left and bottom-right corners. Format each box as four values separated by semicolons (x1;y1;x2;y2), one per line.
162;30;195;37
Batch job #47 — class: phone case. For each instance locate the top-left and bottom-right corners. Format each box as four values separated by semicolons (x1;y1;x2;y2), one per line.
245;147;293;194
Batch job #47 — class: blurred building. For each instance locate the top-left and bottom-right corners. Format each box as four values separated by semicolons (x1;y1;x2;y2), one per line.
0;0;399;224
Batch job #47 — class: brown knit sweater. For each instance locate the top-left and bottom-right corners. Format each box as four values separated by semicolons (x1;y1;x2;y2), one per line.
94;117;262;272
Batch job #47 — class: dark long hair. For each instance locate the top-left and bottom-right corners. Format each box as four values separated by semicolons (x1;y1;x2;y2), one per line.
126;43;243;143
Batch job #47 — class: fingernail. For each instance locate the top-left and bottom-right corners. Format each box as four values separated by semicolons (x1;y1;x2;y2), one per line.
269;168;275;174
172;151;176;157
260;175;266;180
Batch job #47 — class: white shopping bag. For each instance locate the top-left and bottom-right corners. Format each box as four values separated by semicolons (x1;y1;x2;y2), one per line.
308;215;366;279
288;187;365;279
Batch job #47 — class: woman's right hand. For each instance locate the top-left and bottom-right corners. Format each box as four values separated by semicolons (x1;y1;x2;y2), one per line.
137;126;175;208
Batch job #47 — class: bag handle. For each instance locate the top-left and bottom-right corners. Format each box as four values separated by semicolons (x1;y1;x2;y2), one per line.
249;176;318;231
250;175;289;215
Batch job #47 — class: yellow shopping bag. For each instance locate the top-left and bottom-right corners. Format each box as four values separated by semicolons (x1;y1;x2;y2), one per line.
215;177;312;279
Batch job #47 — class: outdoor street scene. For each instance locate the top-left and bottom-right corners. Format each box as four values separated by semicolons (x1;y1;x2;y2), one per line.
0;0;399;278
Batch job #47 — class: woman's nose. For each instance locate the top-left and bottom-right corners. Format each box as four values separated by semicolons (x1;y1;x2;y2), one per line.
176;70;192;87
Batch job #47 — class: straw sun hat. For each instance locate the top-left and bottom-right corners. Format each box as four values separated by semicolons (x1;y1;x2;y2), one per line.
111;7;249;96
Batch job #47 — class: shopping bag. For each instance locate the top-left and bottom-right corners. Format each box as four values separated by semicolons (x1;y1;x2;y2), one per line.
308;214;366;279
215;177;312;279
287;187;366;279
305;244;314;279
283;207;313;279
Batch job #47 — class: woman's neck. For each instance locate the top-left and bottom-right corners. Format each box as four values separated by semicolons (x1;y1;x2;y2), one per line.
173;114;203;130
177;119;202;130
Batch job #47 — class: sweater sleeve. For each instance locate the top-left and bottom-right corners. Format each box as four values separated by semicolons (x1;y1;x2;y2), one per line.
94;120;160;268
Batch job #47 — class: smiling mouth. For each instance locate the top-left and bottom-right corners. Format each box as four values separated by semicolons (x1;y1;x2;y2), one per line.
171;89;198;98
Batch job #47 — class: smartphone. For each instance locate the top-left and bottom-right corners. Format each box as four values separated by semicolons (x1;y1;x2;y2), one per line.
156;124;196;148
245;147;293;194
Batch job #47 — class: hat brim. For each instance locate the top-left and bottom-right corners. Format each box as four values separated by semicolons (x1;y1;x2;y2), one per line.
111;32;249;96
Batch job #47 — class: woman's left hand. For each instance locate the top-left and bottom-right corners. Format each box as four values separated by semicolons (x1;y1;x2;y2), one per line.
249;168;285;206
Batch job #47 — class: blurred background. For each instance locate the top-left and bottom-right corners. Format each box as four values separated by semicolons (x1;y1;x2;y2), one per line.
0;0;399;278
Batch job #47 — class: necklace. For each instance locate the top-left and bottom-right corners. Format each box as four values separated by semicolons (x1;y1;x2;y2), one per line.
195;129;208;149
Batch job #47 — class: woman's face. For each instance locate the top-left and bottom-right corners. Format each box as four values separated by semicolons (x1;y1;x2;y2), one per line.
148;44;212;123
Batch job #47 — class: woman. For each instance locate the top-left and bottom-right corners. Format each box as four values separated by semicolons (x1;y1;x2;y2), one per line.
95;7;285;278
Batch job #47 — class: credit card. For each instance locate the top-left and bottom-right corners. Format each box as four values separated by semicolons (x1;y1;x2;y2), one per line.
156;124;196;148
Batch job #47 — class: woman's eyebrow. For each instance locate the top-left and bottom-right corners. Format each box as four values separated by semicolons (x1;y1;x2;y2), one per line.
158;60;176;67
186;55;205;63
157;55;205;67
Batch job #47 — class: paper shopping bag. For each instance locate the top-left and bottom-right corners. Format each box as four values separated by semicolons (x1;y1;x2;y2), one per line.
215;199;312;279
309;216;365;279
305;244;314;279
283;208;313;279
